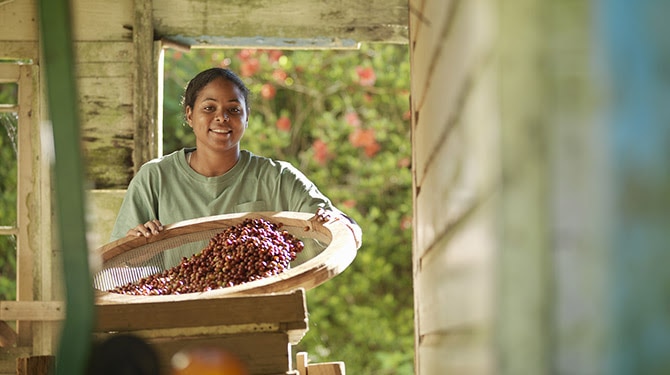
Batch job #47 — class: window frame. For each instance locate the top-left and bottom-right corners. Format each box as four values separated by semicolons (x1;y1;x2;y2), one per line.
0;63;39;346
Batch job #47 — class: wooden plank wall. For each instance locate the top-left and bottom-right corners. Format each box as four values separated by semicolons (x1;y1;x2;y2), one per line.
409;0;498;373
409;0;670;374
71;0;137;188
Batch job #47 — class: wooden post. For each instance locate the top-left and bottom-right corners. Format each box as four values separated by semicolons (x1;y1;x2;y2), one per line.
133;0;158;171
16;356;55;375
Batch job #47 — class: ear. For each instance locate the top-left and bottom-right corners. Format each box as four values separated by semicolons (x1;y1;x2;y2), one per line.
185;106;193;127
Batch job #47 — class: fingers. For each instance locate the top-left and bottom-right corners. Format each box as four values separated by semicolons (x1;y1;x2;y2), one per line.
126;219;164;238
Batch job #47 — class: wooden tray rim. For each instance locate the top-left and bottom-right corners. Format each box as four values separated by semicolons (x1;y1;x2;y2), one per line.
94;211;360;305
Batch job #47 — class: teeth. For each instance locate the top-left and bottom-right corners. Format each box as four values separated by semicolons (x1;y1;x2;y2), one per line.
211;129;230;134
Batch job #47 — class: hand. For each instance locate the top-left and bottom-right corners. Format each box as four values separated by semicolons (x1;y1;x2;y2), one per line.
313;208;362;248
313;208;334;223
126;219;164;238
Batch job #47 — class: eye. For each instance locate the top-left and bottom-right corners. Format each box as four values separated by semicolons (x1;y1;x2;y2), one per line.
229;107;241;114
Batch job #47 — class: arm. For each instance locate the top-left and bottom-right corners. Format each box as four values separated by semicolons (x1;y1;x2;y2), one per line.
109;166;161;241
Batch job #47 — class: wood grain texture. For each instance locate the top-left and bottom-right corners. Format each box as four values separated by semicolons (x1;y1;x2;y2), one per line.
93;290;306;375
0;302;64;322
308;362;346;375
95;289;306;332
0;321;17;348
16;355;55;375
152;0;408;45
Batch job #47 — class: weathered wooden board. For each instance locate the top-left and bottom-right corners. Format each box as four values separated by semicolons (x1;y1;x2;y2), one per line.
0;42;39;61
148;332;293;375
153;0;408;47
70;0;134;41
308;362;346;375
94;289;308;375
0;0;38;42
0;302;64;322
74;41;136;188
95;289;307;336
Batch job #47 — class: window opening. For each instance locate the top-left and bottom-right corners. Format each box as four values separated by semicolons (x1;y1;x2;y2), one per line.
0;81;18;301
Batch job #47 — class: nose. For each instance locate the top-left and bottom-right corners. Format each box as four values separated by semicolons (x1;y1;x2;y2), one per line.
216;111;230;122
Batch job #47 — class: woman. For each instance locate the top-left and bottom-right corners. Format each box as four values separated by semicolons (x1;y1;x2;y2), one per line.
110;68;355;243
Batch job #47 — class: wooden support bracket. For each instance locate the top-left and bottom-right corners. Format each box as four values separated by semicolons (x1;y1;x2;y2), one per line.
296;352;346;375
0;320;18;347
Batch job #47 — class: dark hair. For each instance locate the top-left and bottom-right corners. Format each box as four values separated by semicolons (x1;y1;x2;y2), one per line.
181;68;251;114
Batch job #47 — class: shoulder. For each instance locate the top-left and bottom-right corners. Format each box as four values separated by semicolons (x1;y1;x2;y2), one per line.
130;149;187;185
137;149;185;173
243;150;301;175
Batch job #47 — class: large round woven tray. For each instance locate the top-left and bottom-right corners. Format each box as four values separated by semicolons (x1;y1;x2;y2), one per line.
94;211;361;305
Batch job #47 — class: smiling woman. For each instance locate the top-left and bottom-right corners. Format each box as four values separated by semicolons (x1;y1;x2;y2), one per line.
109;68;359;261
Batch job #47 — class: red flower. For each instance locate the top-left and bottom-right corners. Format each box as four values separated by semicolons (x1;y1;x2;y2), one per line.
276;116;291;132
364;141;381;157
355;66;376;86
272;69;287;82
312;139;331;165
261;84;276;100
397;157;411;169
240;58;260;77
349;128;381;157
400;216;412;230
342;200;357;209
345;111;361;127
237;49;253;61
349;128;375;148
268;50;283;63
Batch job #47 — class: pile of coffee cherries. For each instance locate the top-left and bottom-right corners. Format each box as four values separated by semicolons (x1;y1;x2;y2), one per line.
111;218;304;295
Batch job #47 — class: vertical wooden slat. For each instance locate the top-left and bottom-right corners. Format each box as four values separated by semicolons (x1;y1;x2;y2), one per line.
497;0;552;373
133;0;158;171
410;0;498;373
16;64;35;347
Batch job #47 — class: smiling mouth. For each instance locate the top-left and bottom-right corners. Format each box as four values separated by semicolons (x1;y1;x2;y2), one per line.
210;128;232;135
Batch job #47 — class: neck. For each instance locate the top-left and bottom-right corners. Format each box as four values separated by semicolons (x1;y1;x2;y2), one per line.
189;148;240;177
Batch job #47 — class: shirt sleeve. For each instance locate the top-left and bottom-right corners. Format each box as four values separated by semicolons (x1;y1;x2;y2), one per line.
109;166;159;241
278;162;343;215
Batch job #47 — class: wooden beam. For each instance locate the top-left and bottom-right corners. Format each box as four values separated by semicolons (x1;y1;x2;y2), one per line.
153;0;409;47
0;301;65;321
95;289;307;332
132;0;158;171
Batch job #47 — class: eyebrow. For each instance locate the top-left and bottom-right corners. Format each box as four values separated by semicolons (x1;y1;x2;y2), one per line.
202;97;242;104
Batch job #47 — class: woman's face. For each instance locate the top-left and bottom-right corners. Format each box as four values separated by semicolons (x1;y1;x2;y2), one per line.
186;77;248;154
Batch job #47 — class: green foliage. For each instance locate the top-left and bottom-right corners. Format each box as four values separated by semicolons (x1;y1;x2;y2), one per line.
163;44;414;374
